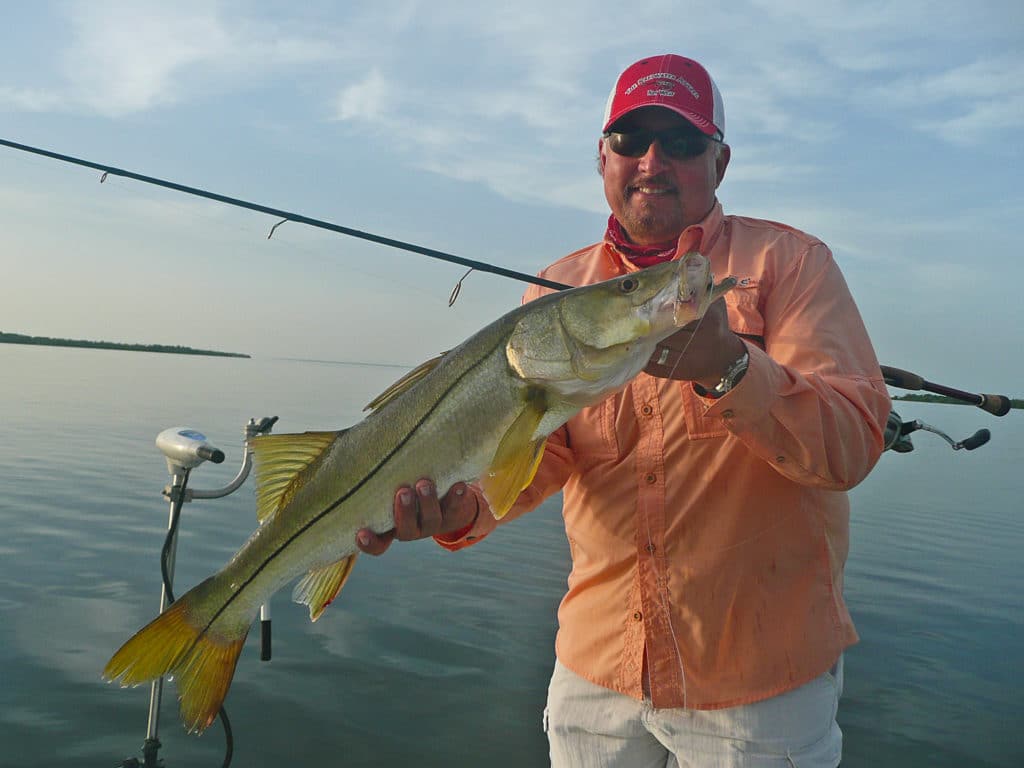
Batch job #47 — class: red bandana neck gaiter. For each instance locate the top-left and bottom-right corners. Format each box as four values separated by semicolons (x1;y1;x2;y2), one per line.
605;215;678;268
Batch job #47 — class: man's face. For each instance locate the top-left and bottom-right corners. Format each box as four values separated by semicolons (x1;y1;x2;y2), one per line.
600;106;730;246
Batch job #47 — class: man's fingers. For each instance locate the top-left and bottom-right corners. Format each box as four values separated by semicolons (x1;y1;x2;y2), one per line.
441;482;475;531
372;481;478;552
356;527;395;556
414;479;444;537
393;479;444;539
393;485;420;540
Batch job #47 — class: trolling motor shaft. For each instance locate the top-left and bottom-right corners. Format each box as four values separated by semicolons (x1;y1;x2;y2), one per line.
120;417;277;768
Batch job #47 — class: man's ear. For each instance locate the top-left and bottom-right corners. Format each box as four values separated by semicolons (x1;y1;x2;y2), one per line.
715;143;731;187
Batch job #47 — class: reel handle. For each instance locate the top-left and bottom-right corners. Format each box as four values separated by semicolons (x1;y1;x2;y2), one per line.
959;429;991;451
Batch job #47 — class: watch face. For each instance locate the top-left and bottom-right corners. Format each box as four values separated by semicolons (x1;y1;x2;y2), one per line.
716;351;749;394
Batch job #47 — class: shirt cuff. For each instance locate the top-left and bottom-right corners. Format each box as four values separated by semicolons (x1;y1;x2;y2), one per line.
432;486;496;552
696;341;775;422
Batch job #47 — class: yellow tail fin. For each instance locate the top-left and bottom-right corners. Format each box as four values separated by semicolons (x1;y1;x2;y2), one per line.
104;584;249;734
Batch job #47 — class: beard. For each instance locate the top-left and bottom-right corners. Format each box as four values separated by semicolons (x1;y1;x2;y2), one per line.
618;196;686;245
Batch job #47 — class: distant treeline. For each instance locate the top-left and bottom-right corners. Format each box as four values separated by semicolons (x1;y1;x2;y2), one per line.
892;393;1023;410
0;332;249;359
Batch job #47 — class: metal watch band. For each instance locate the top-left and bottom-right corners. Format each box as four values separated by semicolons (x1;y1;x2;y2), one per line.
712;350;750;396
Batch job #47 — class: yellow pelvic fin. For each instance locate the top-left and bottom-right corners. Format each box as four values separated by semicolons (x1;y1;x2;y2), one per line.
103;583;250;734
249;431;340;523
480;391;548;520
364;352;448;412
292;554;359;622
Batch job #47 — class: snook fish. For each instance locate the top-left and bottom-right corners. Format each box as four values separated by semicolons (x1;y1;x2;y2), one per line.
104;253;734;733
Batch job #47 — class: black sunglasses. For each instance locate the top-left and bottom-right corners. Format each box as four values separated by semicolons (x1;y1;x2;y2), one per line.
603;127;719;160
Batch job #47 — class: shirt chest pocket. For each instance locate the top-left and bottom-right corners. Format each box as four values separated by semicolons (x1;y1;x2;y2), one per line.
725;277;765;343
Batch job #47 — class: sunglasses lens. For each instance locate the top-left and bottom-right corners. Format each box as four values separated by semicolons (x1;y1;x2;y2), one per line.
606;132;648;157
663;134;708;159
606;130;708;160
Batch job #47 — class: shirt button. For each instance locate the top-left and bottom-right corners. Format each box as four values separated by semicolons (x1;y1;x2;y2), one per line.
776;455;786;463
633;611;643;621
721;409;734;419
645;473;657;484
641;404;654;416
645;543;656;553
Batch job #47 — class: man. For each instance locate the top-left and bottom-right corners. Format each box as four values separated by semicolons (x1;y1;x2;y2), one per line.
357;54;890;766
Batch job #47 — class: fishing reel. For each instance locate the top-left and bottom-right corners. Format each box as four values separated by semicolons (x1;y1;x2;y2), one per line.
880;366;1011;454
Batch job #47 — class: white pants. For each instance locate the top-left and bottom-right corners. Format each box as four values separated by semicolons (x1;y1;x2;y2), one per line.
544;658;843;768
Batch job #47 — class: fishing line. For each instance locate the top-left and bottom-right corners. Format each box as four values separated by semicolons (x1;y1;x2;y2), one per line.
0;137;572;293
641;474;689;711
638;308;715;709
662;309;707;381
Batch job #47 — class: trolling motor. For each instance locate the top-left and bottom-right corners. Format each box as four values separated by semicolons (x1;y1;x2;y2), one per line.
118;417;277;768
881;365;1011;453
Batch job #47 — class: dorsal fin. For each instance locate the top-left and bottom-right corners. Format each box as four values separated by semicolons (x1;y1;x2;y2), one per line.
249;431;339;523
363;352;447;412
292;554;359;621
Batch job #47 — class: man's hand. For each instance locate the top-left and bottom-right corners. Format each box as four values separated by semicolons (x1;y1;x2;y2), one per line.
645;297;746;387
355;480;479;556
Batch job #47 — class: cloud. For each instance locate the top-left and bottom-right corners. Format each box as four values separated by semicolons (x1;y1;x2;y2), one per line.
0;86;63;112
332;68;391;122
59;1;232;115
2;1;344;118
6;1;1020;221
907;55;1024;145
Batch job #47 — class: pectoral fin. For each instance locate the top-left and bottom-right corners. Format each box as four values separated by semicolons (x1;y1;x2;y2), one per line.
480;393;548;520
292;554;359;621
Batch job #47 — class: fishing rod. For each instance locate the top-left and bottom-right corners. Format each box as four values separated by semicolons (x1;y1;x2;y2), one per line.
0;137;572;292
5;138;1014;450
881;365;1011;417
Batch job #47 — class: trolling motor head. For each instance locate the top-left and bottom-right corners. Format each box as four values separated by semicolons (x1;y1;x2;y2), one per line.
155;427;225;473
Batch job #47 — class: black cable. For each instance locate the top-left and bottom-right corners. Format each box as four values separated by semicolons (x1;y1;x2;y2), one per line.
159;470;188;603
218;705;234;768
159;470;234;768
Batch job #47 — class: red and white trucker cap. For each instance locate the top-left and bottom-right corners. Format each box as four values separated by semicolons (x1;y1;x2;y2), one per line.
602;54;725;139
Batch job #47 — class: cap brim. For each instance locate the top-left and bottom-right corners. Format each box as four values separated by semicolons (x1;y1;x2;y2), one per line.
603;104;720;138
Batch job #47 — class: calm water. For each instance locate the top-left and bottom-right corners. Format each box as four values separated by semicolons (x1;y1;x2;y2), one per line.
1;345;1021;767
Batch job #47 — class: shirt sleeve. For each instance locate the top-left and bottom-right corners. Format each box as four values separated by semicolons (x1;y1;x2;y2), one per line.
699;242;891;490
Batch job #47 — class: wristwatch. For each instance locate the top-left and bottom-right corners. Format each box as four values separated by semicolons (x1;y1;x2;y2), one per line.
710;350;749;397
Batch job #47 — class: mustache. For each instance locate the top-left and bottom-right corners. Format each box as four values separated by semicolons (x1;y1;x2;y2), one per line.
626;174;675;190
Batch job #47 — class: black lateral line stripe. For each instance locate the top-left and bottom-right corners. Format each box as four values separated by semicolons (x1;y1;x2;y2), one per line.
193;334;507;641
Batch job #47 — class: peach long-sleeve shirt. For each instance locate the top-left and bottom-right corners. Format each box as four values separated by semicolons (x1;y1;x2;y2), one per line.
440;202;891;709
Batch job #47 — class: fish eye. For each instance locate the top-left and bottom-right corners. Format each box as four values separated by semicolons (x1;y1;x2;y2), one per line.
619;277;639;293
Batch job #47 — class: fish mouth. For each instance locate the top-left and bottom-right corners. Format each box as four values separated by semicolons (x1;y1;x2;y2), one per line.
670;253;712;322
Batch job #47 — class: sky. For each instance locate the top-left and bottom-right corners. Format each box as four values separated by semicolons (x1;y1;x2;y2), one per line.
1;0;1022;397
